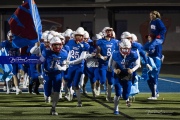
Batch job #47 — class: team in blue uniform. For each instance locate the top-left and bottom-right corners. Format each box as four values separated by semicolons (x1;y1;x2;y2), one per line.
2;12;167;115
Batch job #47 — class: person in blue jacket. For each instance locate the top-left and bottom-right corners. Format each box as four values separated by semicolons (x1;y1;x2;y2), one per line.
149;11;167;44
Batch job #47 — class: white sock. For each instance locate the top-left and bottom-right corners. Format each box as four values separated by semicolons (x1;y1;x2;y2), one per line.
44;94;48;101
76;89;81;103
126;98;129;102
59;90;62;99
6;81;10;91
61;82;64;91
98;86;100;91
114;96;120;111
52;92;59;109
80;74;85;88
16;86;19;90
92;88;96;97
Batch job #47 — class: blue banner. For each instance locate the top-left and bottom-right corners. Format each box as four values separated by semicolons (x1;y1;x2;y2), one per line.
0;56;41;64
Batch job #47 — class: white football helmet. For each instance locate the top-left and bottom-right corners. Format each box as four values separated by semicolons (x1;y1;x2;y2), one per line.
73;27;85;42
57;33;65;44
47;34;54;42
119;39;131;56
74;27;85;36
121;31;132;40
102;27;113;37
50;37;62;52
84;31;89;39
42;32;48;40
64;29;73;37
131;33;138;42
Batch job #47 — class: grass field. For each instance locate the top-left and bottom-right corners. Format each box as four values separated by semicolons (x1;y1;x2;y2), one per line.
0;93;180;120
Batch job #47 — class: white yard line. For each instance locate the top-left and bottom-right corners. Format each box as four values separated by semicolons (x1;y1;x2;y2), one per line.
159;78;180;84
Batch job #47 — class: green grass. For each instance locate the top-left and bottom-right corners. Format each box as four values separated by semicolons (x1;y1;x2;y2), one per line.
0;93;180;120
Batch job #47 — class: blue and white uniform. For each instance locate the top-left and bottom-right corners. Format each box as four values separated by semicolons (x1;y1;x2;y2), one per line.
112;50;138;99
96;38;117;85
143;38;162;99
66;39;89;88
42;49;68;96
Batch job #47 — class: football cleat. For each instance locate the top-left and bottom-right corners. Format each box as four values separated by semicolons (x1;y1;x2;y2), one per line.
147;97;157;100
16;89;22;95
50;109;58;115
11;87;16;91
114;111;120;115
6;89;11;94
156;93;159;97
77;101;82;107
126;101;131;107
106;97;113;103
3;86;7;91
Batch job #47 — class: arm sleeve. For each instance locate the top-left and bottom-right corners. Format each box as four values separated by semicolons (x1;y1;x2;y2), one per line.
132;50;140;72
139;48;148;64
157;19;167;41
55;61;67;71
30;45;41;55
108;54;113;69
69;51;87;65
112;60;117;71
67;51;71;61
85;53;93;59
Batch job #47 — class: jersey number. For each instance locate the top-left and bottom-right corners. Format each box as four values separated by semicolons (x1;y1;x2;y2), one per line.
71;50;79;59
107;48;111;56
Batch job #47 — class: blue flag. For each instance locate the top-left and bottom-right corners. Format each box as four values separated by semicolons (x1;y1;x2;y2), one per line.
8;0;42;48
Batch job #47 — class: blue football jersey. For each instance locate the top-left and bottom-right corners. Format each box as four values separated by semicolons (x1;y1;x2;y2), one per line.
66;39;89;64
112;50;138;73
96;38;118;65
42;49;68;72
